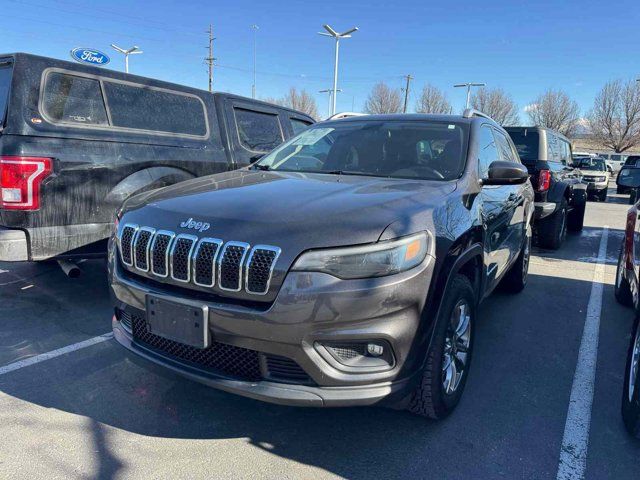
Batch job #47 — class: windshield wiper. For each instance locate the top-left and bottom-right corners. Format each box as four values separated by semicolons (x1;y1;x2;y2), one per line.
252;164;270;171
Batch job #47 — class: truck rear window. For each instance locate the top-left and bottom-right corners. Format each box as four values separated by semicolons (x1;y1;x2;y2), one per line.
0;63;14;127
41;70;208;138
234;108;283;152
42;73;108;125
506;129;539;163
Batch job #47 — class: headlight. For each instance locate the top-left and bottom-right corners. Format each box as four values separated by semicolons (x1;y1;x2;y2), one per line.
291;232;430;279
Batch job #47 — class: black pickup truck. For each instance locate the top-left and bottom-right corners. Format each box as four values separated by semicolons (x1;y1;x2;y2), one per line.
0;53;314;263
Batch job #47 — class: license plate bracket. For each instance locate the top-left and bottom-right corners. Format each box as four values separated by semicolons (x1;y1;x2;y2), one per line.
145;295;209;349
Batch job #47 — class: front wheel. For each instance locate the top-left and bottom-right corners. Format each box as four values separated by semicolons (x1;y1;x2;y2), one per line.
622;316;640;438
615;245;634;307
408;275;475;419
599;189;608;202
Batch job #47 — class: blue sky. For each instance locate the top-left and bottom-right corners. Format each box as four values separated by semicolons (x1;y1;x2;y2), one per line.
3;0;640;119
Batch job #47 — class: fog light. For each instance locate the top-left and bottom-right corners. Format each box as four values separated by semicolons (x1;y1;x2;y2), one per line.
367;343;384;357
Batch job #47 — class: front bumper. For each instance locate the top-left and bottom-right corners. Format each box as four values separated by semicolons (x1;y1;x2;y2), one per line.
110;255;435;407
584;180;608;193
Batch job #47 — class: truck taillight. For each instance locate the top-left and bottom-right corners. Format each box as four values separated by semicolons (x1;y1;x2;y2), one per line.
0;156;53;210
537;170;551;192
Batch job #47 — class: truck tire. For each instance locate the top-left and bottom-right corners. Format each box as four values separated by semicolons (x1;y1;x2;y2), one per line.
615;246;634;307
537;198;567;250
408;275;475;419
567;202;585;232
501;226;531;293
622;316;640;438
599;189;608;202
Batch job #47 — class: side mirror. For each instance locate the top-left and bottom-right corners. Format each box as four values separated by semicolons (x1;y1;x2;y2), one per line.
617;168;640;188
482;161;529;186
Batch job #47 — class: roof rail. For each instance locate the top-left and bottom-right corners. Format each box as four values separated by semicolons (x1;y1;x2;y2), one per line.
326;112;367;121
462;108;496;122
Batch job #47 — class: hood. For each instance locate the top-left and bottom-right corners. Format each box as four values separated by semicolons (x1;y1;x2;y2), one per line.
122;170;455;253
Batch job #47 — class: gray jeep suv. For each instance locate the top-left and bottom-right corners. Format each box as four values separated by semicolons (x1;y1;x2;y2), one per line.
109;111;534;419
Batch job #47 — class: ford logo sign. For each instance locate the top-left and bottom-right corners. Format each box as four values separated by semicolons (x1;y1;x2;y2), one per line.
70;48;110;66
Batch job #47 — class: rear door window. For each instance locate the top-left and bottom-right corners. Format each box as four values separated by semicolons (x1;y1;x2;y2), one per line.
234;108;283;152
0;62;12;127
102;81;207;136
291;118;312;135
42;72;108;125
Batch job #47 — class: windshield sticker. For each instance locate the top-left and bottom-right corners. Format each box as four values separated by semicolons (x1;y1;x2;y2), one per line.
292;128;334;145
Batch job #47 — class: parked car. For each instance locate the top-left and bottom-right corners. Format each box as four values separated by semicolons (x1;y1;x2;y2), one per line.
597;153;626;172
613;172;640;437
573;157;610;201
624;155;640;168
506;126;587;249
0;53;314;266
109;110;534;419
617;166;640;204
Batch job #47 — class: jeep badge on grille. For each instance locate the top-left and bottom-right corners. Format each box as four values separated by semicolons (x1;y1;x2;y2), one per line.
180;218;211;233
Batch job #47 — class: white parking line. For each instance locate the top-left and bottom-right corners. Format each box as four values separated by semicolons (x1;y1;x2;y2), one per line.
556;226;609;480
0;333;113;376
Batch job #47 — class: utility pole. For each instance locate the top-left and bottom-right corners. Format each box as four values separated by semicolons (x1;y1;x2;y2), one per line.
205;24;216;92
251;25;259;98
402;74;413;113
454;82;485;109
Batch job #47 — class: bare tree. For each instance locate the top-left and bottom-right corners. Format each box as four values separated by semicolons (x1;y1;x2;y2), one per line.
415;84;452;114
526;89;580;136
587;80;640;153
470;87;519;125
364;82;402;114
279;87;318;119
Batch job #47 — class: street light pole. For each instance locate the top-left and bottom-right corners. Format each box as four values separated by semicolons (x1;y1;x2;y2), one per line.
454;82;486;109
111;44;143;73
318;24;358;116
319;88;342;118
251;24;259;99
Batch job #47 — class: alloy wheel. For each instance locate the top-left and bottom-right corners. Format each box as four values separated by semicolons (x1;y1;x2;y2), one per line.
442;300;471;395
629;325;640;402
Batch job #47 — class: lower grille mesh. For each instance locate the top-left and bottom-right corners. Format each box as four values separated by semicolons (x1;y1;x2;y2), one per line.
130;313;262;381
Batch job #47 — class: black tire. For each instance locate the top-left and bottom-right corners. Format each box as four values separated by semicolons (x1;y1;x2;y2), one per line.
567;202;585;232
599;189;608;202
618;186;624;194
500;226;531;293
622;316;640;438
616;245;634;307
537;198;567;250
408;275;475;419
630;190;637;205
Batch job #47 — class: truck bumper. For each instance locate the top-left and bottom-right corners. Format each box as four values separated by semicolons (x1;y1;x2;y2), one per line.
0;227;29;261
110;255;436;408
534;202;556;220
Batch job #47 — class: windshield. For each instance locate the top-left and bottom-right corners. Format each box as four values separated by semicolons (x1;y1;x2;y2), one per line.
255;120;469;181
575;158;606;171
0;62;12;127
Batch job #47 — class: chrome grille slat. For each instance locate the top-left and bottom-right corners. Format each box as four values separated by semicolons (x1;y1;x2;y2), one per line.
218;241;250;292
150;230;175;277
133;227;155;272
246;245;281;295
118;226;279;295
170;234;198;282
193;238;223;287
119;224;138;266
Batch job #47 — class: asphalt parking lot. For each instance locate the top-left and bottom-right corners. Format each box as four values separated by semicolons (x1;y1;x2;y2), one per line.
1;181;639;480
